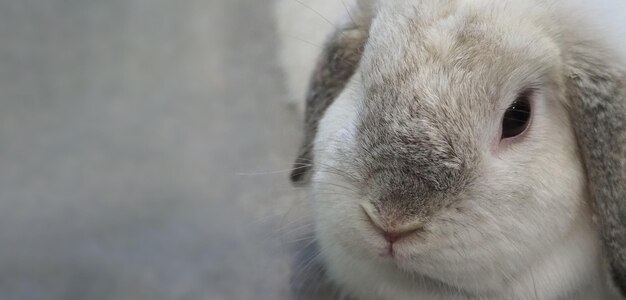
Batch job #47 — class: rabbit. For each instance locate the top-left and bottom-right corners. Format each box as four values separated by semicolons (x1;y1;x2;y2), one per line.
280;0;626;299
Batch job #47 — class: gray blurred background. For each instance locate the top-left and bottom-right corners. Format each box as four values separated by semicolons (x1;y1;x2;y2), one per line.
0;0;308;299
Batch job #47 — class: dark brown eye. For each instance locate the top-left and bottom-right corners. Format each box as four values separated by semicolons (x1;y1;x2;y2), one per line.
501;90;532;139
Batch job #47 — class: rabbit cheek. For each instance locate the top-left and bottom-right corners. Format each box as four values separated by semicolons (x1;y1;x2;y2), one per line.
311;83;372;243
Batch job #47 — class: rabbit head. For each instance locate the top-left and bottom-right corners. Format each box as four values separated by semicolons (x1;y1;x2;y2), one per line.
289;0;626;298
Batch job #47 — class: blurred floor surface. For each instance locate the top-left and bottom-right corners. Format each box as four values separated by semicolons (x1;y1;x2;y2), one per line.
0;0;306;299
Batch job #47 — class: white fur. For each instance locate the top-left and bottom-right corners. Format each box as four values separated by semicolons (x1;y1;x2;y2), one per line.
277;0;626;298
550;0;626;64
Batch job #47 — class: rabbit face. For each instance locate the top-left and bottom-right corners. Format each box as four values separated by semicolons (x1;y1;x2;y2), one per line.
310;1;601;297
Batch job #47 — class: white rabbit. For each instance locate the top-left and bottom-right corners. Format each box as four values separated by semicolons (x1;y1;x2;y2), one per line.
278;0;626;299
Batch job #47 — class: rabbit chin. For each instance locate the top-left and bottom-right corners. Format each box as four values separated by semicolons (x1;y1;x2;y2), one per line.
315;204;610;300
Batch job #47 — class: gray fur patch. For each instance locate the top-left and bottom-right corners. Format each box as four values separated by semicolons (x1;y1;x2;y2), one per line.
566;51;626;294
350;85;479;221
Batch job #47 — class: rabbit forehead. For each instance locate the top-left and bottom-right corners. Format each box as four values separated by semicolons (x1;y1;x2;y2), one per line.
362;0;559;92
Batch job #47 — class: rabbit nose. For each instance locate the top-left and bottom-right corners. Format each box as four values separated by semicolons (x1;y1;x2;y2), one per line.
380;229;421;243
361;203;423;243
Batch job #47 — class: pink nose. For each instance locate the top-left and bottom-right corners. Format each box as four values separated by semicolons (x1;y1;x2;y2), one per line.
381;229;420;243
361;204;423;243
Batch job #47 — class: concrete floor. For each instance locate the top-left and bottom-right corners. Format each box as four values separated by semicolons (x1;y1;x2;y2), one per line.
0;0;313;299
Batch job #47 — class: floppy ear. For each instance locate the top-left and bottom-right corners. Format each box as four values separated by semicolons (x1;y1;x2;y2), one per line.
290;2;373;184
566;52;626;294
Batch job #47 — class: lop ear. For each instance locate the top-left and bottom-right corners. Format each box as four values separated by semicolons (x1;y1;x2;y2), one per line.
567;52;626;294
290;2;373;184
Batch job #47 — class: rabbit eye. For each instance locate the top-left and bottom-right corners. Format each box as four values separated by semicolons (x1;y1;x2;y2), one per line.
501;91;532;139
